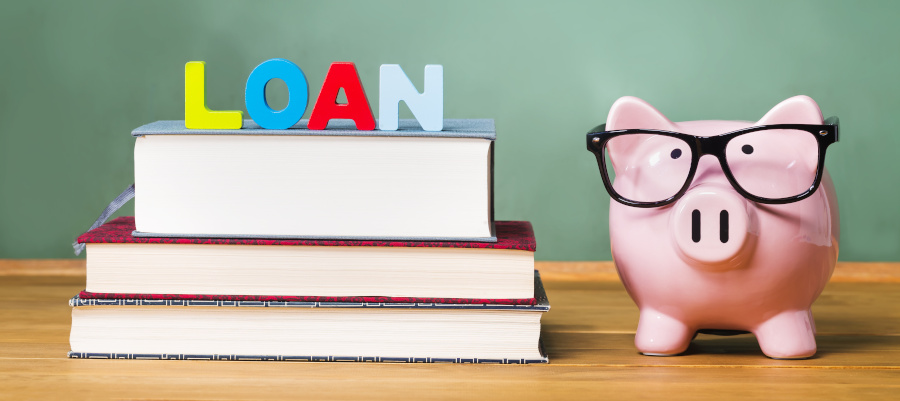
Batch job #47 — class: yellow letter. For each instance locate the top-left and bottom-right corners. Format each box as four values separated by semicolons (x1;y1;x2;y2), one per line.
185;61;242;129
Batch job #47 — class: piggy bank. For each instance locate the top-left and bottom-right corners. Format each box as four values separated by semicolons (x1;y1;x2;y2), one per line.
586;96;840;359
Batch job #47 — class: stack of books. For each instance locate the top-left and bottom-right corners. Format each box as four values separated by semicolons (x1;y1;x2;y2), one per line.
70;119;548;363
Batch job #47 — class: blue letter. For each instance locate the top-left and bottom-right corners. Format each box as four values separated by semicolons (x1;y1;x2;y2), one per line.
245;58;309;130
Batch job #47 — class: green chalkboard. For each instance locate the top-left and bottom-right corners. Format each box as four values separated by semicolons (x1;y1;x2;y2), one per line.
1;0;897;261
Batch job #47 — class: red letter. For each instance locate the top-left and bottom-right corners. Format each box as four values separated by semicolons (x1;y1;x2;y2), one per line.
308;62;376;130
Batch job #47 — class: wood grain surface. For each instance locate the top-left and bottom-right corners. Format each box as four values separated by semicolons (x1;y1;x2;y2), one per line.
0;260;898;400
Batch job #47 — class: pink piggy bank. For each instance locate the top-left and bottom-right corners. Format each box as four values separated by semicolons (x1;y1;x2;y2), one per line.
586;96;840;359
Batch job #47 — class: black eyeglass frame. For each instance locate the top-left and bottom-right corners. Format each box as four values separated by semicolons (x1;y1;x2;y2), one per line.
586;117;840;208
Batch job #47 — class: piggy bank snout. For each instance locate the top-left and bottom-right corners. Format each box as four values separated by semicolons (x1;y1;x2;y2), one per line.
671;185;755;268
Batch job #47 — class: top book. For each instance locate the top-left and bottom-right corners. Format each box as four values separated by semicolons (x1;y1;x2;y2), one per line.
133;119;496;241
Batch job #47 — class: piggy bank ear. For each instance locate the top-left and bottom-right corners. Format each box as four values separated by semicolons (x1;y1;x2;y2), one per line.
757;95;824;125
605;96;675;173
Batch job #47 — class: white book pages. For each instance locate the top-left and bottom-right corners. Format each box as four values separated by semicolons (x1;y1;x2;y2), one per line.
86;243;535;299
134;134;493;239
70;307;544;360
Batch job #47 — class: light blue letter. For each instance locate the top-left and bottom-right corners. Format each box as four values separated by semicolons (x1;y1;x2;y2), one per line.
378;64;443;131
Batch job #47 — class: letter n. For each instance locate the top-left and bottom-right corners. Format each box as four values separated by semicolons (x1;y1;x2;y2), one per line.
378;64;443;131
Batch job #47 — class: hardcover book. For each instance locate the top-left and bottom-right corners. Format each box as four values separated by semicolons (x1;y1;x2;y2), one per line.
68;272;550;364
132;119;496;241
76;217;536;300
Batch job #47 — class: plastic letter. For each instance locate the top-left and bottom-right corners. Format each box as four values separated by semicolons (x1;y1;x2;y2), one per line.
245;58;309;130
378;64;443;131
185;61;243;129
308;62;375;130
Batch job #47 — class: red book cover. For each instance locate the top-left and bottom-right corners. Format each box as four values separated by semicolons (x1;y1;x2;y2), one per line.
75;271;548;307
78;217;536;251
77;291;537;305
77;217;537;305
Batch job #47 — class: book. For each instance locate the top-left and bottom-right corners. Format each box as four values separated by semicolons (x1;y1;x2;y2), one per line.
133;119;496;241
68;272;550;364
76;217;536;300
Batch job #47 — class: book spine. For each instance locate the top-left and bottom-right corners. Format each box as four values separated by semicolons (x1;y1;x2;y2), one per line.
67;351;548;364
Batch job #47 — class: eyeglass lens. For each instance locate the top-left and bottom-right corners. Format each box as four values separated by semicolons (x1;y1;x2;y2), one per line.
604;134;693;203
724;129;819;199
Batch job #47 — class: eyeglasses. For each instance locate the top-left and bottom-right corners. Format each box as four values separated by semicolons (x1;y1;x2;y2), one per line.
586;117;839;208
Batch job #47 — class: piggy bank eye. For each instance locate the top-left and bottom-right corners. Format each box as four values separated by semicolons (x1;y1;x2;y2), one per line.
741;144;754;155
670;148;683;159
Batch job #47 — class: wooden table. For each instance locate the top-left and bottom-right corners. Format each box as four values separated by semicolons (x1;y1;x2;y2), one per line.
1;261;898;400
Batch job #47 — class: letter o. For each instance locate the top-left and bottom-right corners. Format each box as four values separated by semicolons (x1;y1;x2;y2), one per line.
245;58;309;129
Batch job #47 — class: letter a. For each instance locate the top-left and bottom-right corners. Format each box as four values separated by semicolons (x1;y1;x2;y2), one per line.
378;65;443;131
184;61;243;129
308;62;375;130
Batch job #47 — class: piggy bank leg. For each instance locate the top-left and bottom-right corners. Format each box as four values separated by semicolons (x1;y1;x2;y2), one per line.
634;309;693;356
754;309;817;359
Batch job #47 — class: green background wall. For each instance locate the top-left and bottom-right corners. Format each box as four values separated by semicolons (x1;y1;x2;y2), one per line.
1;0;898;260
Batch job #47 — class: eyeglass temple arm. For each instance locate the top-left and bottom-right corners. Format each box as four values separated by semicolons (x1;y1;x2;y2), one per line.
824;116;839;141
588;124;607;134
